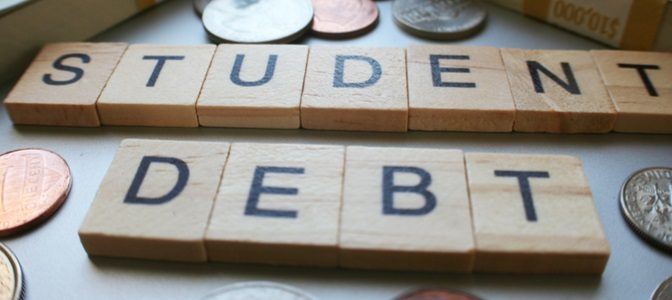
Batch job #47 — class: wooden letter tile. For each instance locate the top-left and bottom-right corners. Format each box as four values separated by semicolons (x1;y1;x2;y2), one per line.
465;153;610;274
339;146;475;272
501;49;616;133
301;46;408;132
97;44;215;127
591;50;672;133
197;45;308;129
78;139;230;262
4;43;127;127
407;45;515;132
205;143;344;267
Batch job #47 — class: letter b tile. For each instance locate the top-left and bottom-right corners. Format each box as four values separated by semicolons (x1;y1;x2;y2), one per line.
205;143;345;267
339;146;475;272
301;47;408;132
78;139;230;262
465;153;610;274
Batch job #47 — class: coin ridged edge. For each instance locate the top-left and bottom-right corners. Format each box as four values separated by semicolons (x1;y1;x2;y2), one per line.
619;167;672;252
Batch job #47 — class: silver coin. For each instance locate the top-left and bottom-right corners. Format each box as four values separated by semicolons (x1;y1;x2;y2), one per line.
202;0;314;44
201;281;316;300
193;0;212;15
392;0;487;40
620;167;672;251
0;243;23;300
652;276;672;300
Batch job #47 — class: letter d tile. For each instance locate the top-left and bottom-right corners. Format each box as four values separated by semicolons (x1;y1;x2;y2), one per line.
339;146;475;272
205;143;345;267
78;139;230;262
301;46;408;132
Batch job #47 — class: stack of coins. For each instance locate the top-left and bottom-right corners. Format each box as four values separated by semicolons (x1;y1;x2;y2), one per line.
196;0;487;43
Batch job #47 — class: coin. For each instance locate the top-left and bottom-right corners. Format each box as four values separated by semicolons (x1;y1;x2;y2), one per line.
201;281;316;300
0;243;23;300
311;0;379;38
0;149;72;237
652;276;672;300
392;0;487;40
395;288;481;300
202;0;314;44
620;167;672;251
193;0;212;15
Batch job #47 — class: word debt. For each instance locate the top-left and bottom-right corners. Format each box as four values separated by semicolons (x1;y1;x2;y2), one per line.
78;139;610;274
5;43;672;134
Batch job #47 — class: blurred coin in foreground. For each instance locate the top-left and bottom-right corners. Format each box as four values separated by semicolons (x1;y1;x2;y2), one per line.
0;149;72;237
392;0;487;40
0;243;23;300
620;167;672;251
202;0;313;43
193;0;212;15
201;281;315;300
653;276;672;300
311;0;379;38
395;288;481;300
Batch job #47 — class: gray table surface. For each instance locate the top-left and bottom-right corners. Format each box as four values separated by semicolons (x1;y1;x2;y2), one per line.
1;1;671;299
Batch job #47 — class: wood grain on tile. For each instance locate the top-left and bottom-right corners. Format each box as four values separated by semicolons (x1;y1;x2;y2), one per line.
4;42;127;127
592;50;672;133
78;139;230;262
407;45;515;132
339;146;475;272
301;46;408;132
465;153;610;274
97;44;215;127
205;143;344;267
501;49;616;133
197;45;309;128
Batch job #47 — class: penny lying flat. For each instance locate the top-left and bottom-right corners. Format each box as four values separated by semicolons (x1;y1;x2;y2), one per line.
0;243;23;300
311;0;379;38
392;0;487;40
202;0;313;43
0;149;72;237
620;167;672;251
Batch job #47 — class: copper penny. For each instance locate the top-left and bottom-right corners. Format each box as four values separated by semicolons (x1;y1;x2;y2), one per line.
311;0;379;38
395;288;482;300
0;149;72;236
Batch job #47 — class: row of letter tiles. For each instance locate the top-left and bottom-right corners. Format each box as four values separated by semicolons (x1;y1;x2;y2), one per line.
78;139;611;274
5;43;671;133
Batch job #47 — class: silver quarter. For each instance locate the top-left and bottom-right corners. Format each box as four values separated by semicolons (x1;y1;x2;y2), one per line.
201;281;316;300
0;243;23;300
392;0;487;40
652;276;672;300
193;0;212;15
202;0;313;43
620;167;672;251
